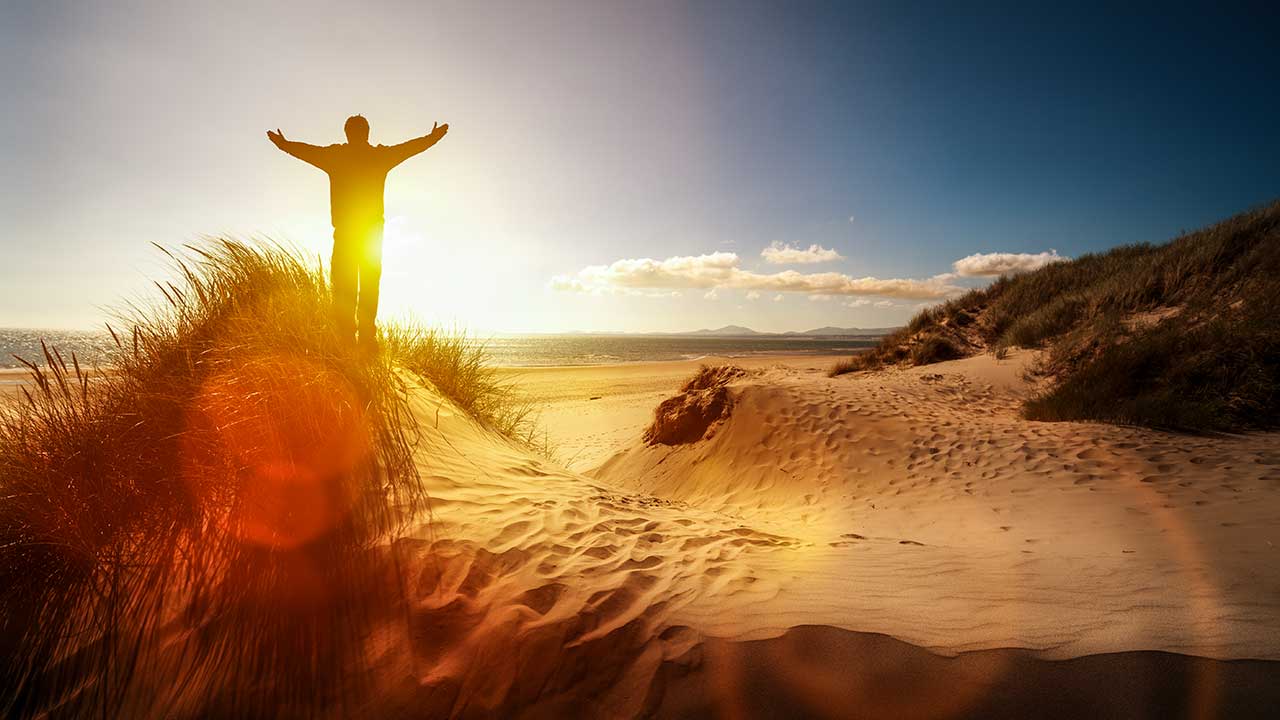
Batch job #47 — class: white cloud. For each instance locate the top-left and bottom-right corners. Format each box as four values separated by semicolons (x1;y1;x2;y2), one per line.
844;298;872;308
745;290;761;300
808;294;833;302
848;215;856;223
874;300;895;308
952;249;1065;277
761;242;844;265
773;294;784;302
551;251;961;300
704;288;719;300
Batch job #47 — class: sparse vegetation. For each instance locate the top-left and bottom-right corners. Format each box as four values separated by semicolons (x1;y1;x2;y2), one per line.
645;365;746;445
385;324;537;443
0;239;534;717
909;334;964;365
831;200;1280;431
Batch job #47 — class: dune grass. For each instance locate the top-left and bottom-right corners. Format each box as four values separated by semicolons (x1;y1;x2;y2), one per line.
384;324;537;444
831;199;1280;431
0;239;533;717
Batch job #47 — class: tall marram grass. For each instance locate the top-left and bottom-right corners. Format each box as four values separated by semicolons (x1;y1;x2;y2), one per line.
0;239;528;718
385;324;537;443
830;199;1280;431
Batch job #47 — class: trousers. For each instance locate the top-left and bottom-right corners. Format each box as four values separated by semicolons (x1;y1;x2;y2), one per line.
331;222;384;343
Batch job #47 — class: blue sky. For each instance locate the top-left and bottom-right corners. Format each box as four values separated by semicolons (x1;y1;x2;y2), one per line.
1;1;1277;332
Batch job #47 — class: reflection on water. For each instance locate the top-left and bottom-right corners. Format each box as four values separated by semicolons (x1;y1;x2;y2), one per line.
0;329;882;369
481;334;883;366
0;329;116;369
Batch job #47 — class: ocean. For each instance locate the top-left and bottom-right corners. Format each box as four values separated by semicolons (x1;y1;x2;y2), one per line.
480;334;879;366
0;328;118;370
0;328;878;370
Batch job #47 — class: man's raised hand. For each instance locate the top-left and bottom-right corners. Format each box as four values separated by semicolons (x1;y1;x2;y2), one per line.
267;128;287;147
432;122;449;137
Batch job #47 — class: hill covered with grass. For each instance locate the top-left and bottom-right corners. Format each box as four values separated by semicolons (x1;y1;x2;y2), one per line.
833;200;1280;432
0;240;536;718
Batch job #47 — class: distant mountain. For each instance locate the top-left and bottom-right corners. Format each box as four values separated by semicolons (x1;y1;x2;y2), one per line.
684;325;763;337
668;325;897;337
529;325;900;337
792;326;901;336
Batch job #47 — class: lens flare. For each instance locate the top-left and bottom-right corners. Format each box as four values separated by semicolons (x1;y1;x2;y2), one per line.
184;353;371;549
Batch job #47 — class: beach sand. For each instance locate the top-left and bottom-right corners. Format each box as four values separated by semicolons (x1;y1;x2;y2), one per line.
497;355;847;471
11;352;1280;716
361;350;1280;716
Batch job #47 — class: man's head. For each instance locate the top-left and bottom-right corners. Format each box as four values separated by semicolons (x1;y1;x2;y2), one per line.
344;115;370;145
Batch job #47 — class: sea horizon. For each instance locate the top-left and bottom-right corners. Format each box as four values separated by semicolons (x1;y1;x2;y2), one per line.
0;327;883;370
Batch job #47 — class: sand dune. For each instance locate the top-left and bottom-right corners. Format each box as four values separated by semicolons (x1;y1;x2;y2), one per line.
329;350;1280;716
497;355;845;470
16;352;1279;716
362;380;803;716
594;351;1280;660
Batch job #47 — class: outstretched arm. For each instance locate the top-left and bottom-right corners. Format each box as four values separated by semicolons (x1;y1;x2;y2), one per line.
385;122;449;168
267;129;330;170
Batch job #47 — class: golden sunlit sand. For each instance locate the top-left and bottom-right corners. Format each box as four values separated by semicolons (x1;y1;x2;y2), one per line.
326;349;1280;715
5;201;1280;717
497;354;848;471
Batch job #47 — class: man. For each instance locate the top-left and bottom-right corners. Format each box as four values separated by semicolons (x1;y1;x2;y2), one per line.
267;115;448;345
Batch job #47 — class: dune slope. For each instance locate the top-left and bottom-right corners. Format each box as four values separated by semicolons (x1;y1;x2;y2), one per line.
359;353;1280;717
594;353;1280;661
833;200;1280;432
9;356;1280;718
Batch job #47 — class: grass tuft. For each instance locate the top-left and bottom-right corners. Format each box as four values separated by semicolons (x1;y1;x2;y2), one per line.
383;324;537;444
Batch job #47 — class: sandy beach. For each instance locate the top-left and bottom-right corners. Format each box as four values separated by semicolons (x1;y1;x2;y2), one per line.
353;349;1280;716
497;355;848;470
9;347;1279;716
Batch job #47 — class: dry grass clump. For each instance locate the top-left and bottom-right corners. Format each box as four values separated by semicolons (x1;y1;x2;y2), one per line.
0;239;525;717
831;199;1280;431
828;290;984;376
645;365;747;445
383;324;537;444
1024;304;1280;431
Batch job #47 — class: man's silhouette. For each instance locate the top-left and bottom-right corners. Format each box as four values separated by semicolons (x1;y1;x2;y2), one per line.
268;115;448;345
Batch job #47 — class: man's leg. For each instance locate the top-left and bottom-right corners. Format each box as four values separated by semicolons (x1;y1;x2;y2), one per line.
331;228;359;342
356;223;384;345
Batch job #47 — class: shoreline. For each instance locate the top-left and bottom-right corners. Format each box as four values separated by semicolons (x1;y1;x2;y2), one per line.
490;348;859;371
491;351;849;371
